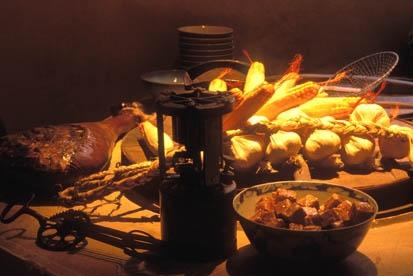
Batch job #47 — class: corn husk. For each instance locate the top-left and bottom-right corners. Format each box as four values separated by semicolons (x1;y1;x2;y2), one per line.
223;83;274;131
247;115;269;126
350;103;390;127
244;62;265;94
255;81;319;121
317;87;328;97
208;78;227;92
226;134;266;171
265;131;302;166
139;121;174;155
303;129;341;161
299;97;365;119
229;88;244;110
270;73;299;99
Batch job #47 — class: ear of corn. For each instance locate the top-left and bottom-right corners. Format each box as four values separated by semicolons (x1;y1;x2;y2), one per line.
255;73;299;118
316;87;329;97
139;121;174;155
223;83;274;131
271;72;300;99
255;81;319;121
262;72;300;108
244;62;265;95
298;97;366;119
209;78;227;92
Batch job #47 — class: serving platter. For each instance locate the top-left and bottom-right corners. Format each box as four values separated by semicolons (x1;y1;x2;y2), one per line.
121;116;413;212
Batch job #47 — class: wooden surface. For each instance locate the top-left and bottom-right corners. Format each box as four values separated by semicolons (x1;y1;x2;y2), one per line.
1;191;413;275
1;141;413;275
122;119;413;210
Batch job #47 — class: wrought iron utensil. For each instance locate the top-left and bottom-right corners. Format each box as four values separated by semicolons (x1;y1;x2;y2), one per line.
324;51;399;96
0;198;161;256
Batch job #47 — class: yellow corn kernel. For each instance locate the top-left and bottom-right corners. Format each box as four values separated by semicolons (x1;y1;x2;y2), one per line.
298;97;366;119
255;81;319;121
223;83;274;131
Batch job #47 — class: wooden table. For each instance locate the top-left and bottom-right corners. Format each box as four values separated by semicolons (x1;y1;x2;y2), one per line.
1;142;413;275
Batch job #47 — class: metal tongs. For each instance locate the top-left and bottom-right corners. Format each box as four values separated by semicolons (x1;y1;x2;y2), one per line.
0;195;162;258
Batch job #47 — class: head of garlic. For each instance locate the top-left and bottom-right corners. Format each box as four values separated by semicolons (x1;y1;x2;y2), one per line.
265;131;302;167
379;124;412;159
276;108;312;141
350;103;390;127
276;108;309;122
303;129;341;161
341;135;375;167
225;134;266;171
312;154;343;169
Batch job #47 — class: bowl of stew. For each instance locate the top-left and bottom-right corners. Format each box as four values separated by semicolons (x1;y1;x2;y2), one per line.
233;181;378;263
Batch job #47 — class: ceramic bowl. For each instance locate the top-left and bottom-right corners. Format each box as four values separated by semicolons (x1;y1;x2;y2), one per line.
233;181;378;263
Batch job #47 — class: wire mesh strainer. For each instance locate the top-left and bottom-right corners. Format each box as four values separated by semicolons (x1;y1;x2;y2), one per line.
324;51;399;96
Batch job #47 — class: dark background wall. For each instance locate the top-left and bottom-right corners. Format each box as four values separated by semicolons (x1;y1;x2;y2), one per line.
0;0;412;131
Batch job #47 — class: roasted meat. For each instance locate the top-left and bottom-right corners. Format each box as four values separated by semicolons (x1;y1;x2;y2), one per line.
0;103;149;198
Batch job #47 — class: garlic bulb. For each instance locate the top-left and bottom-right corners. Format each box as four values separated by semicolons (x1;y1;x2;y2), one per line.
303;130;341;161
265;131;302;166
226;134;266;171
319;116;335;124
350;104;390;127
312;154;343;169
341;135;375;167
139;121;174;155
276;108;309;121
379;124;411;159
276;109;312;141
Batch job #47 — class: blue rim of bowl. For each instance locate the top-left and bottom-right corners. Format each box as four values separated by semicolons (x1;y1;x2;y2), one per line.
233;180;378;233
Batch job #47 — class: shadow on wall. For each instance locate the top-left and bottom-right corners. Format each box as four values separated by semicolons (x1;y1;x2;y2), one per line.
0;0;412;131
